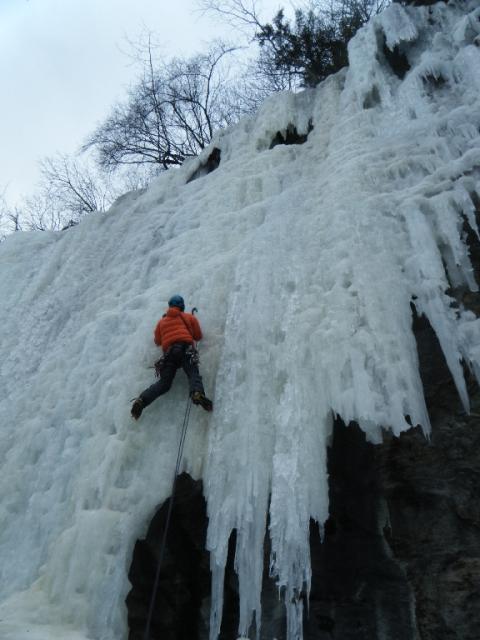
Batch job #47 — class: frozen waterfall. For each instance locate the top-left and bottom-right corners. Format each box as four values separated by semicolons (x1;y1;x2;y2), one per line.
1;2;480;639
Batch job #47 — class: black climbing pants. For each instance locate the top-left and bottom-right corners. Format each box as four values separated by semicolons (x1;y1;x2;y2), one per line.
140;342;205;407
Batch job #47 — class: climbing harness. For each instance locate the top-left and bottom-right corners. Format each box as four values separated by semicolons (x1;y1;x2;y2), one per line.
142;395;193;640
153;344;199;378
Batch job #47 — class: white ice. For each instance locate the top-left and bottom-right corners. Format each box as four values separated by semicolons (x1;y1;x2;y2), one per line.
1;2;480;639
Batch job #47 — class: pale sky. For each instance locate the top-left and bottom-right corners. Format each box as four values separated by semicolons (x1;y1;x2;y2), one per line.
0;0;284;205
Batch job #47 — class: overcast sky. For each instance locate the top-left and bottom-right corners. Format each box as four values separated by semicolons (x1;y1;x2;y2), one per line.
0;0;284;205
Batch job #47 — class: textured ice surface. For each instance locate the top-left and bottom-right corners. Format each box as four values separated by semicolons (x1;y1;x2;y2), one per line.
1;2;480;639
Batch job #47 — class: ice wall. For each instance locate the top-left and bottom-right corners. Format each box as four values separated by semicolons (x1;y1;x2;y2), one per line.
1;2;480;639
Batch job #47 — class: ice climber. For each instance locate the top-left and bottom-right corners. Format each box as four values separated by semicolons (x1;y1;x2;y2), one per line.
131;295;213;419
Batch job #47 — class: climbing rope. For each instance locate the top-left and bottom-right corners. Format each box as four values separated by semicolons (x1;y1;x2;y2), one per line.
143;396;193;640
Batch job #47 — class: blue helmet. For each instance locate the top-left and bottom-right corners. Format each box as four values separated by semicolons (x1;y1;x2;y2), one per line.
168;294;185;311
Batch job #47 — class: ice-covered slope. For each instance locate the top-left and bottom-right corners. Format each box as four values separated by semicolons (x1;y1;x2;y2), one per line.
1;2;480;639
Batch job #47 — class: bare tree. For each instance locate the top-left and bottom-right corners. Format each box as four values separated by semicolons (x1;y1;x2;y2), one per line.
0;187;24;239
0;154;125;237
22;193;68;232
40;154;114;215
17;154;120;231
199;0;263;31
83;42;242;172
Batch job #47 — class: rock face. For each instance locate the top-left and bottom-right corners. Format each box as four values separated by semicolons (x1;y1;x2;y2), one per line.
307;419;418;640
127;299;480;640
375;319;480;640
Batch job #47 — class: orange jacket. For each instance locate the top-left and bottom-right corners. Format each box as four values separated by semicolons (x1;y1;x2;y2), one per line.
154;307;202;353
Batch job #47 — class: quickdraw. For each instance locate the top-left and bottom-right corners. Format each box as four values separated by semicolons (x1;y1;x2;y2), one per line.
186;344;200;367
154;355;166;378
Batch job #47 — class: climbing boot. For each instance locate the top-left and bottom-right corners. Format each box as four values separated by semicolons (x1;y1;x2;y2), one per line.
191;391;213;412
131;397;145;420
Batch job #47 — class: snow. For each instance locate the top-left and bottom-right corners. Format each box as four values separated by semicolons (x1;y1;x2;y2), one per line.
1;2;480;639
379;3;418;50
